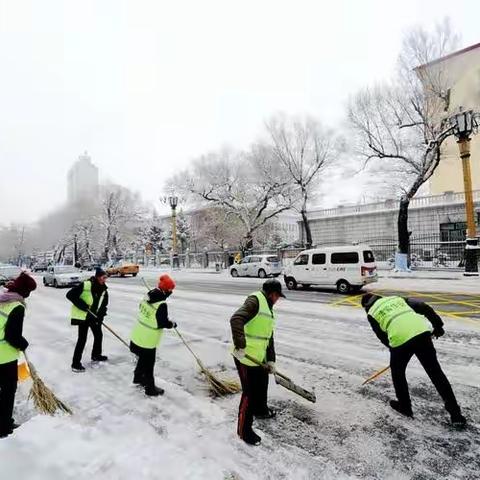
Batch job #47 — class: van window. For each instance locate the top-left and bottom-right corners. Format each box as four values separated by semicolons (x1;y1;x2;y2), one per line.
312;253;326;265
250;257;261;263
331;252;359;264
363;250;375;263
294;254;309;266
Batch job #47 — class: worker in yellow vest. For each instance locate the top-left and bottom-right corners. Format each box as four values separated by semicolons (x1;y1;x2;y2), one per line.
230;279;285;446
67;268;109;372
0;272;37;438
362;293;466;428
130;274;177;397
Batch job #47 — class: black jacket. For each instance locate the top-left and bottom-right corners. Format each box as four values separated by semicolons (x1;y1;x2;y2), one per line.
230;290;275;363
367;297;444;348
130;289;175;354
66;278;109;326
3;304;29;351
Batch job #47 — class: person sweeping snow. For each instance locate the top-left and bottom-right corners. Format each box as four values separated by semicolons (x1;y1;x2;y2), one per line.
67;267;109;372
130;274;177;397
0;272;37;438
361;293;466;428
230;279;285;446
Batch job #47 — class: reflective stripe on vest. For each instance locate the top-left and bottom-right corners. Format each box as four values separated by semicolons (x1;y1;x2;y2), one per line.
369;296;431;348
70;280;106;321
130;299;166;349
238;291;275;367
0;301;23;365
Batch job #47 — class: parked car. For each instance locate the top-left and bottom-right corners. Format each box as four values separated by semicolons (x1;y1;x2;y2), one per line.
32;262;49;272
0;265;22;286
230;255;282;278
43;266;90;288
106;262;139;277
283;245;378;294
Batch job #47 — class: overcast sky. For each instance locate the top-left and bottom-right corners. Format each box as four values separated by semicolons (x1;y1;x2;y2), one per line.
1;0;479;224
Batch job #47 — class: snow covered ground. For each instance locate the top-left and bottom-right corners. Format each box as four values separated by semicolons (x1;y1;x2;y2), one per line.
1;272;480;479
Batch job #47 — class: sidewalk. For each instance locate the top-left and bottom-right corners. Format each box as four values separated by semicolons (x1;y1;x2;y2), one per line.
379;269;463;281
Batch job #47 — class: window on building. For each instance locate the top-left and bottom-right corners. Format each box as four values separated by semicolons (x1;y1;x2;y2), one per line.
331;252;359;264
440;222;466;242
312;253;326;265
294;254;309;266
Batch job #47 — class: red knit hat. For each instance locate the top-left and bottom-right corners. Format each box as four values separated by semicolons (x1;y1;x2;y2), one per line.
8;272;37;298
158;274;176;292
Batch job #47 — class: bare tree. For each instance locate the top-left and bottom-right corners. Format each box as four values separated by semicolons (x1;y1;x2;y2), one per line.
172;147;296;249
348;19;459;270
266;114;335;248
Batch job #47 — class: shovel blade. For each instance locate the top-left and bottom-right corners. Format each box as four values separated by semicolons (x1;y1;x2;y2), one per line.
274;374;316;403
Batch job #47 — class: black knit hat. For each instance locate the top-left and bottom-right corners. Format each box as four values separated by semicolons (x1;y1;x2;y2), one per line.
263;279;286;298
95;267;108;278
361;293;381;311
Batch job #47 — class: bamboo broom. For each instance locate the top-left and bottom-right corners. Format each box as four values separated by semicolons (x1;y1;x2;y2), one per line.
24;352;72;415
141;277;240;397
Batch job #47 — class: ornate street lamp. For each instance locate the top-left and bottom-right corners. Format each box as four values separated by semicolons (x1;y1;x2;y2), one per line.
449;109;480;275
168;195;178;257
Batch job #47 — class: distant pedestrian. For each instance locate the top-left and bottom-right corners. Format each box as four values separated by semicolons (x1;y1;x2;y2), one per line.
362;293;466;428
0;272;37;438
67;267;109;372
130;274;177;396
230;279;285;446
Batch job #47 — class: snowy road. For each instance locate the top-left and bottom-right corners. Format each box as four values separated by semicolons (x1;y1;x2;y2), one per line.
2;272;480;479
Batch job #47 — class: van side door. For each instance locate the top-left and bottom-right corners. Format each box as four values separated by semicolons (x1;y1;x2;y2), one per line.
311;252;328;285
292;253;310;283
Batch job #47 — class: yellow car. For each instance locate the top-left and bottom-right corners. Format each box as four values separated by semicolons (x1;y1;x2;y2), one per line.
106;263;140;277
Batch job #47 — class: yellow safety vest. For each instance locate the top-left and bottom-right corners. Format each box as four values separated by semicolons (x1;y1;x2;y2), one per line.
70;280;106;321
239;291;275;367
369;296;431;348
130;299;166;349
0;301;24;365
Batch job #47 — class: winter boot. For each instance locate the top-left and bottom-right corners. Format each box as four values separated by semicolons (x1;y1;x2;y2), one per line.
72;363;86;373
389;400;413;418
241;430;261;446
9;420;20;434
255;407;277;420
92;355;108;362
450;413;467;429
145;385;165;397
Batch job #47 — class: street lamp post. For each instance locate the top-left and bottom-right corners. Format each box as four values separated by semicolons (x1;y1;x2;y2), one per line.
168;195;178;267
450;109;480;276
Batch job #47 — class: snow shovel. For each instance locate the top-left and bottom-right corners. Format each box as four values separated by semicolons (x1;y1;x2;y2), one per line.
244;354;316;403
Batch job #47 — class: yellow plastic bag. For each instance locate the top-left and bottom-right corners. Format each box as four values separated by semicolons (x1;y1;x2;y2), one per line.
18;361;31;382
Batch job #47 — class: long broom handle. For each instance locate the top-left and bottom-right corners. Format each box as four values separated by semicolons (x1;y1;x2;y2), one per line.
243;353;290;381
87;309;130;349
362;365;390;385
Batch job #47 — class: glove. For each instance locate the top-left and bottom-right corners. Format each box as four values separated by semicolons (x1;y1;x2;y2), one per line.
433;327;445;339
266;361;276;374
86;312;97;323
170;321;177;329
233;348;246;361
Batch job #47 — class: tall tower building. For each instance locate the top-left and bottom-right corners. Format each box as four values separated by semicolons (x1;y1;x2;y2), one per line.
67;151;99;203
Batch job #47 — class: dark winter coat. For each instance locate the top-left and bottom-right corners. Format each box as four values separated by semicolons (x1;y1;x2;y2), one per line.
130;288;175;355
66;277;109;326
3;305;29;351
230;290;276;362
366;297;444;348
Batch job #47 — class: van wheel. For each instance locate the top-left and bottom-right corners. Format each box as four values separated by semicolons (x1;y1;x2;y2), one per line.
286;277;297;290
258;269;267;278
231;269;239;277
336;280;351;294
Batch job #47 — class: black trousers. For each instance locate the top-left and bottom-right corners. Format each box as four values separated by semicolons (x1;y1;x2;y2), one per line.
234;358;269;438
390;332;461;416
0;360;18;435
72;320;103;365
132;346;156;388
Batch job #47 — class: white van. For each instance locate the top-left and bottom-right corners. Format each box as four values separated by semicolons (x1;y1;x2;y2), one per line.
283;245;378;293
